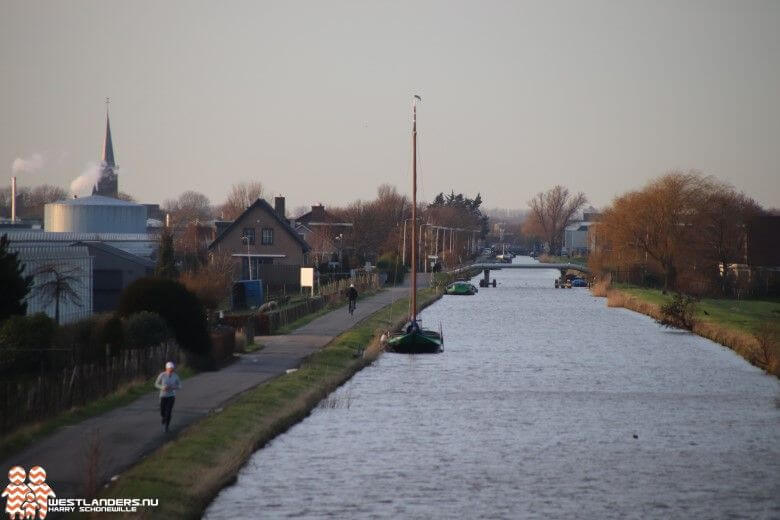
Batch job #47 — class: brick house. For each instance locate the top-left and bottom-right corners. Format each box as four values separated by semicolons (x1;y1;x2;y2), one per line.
208;197;310;290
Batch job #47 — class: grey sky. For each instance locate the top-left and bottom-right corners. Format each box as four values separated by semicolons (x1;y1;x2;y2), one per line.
2;0;779;213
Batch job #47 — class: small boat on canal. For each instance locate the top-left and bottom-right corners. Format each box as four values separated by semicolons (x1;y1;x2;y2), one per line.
445;281;478;295
386;95;443;355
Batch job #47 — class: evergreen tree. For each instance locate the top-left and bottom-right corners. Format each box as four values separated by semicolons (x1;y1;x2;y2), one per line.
155;229;179;279
0;234;33;322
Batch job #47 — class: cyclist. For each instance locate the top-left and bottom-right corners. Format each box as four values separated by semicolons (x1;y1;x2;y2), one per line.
347;283;358;315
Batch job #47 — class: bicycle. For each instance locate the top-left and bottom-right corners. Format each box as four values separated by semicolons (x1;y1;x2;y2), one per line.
348;299;356;315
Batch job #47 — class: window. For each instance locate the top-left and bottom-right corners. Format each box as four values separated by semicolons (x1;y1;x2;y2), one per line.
261;228;274;245
242;227;255;245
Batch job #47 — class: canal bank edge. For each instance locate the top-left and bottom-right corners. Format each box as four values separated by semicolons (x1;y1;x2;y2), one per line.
90;287;443;519
596;286;780;377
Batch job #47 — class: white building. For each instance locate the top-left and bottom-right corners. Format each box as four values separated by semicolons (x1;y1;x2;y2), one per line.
9;245;93;324
563;221;597;256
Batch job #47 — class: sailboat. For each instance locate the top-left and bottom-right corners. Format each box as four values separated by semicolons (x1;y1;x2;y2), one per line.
386;95;444;354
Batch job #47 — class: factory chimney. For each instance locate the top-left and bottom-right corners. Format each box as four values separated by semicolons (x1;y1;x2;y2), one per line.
10;177;16;222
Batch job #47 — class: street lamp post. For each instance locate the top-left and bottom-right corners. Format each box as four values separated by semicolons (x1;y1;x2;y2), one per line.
242;235;252;280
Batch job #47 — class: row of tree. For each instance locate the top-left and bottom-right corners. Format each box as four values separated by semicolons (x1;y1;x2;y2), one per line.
0;180;259;224
161;181;266;225
0;184;67;220
326;185;489;270
0;184;137;221
158;182;489;300
590;171;766;295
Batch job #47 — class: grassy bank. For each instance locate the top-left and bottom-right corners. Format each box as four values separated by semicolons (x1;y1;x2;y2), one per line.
538;254;588;266
0;367;196;461
94;288;442;519
598;284;780;376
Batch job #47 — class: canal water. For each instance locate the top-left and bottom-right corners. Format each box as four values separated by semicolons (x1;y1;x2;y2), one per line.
205;257;780;519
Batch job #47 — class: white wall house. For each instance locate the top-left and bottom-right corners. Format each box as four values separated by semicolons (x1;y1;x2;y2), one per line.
563;221;597;256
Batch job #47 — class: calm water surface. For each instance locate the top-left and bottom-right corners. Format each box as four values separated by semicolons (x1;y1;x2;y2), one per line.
206;257;780;519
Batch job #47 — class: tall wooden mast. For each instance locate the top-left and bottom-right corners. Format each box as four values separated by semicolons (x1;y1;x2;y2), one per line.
410;95;420;321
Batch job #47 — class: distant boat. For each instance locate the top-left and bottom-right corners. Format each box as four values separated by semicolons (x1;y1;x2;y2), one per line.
387;96;443;355
445;281;478;295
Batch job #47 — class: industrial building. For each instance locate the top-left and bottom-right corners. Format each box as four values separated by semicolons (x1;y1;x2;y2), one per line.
72;241;154;312
4;107;159;322
8;244;94;324
44;195;147;234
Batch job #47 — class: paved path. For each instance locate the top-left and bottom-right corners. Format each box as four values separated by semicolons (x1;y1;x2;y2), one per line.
0;284;420;501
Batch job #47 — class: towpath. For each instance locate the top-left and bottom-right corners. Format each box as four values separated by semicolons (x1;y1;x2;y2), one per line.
0;280;425;501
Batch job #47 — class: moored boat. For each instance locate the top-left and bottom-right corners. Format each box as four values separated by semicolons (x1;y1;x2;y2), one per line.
386;95;444;355
445;281;478;295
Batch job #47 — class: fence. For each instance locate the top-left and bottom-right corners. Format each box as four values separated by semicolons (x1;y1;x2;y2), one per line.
223;273;380;336
0;341;181;435
598;265;779;298
253;264;301;293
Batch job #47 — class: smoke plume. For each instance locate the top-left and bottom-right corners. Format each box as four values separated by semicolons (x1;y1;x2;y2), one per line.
11;153;45;174
70;162;103;196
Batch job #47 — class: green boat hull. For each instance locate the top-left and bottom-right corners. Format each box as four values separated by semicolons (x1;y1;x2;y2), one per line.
445;282;477;295
386;328;443;354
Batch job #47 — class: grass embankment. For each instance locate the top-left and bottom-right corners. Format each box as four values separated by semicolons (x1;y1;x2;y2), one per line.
0;367;197;462
538;254;588;266
595;282;780;376
95;288;442;519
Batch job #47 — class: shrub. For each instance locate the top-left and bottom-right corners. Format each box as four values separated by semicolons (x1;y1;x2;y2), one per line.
99;314;125;354
180;269;230;310
56;315;105;364
591;275;611;297
0;313;57;374
753;322;780;376
125;311;170;349
657;293;698;330
118;277;211;356
431;271;455;289
376;252;406;285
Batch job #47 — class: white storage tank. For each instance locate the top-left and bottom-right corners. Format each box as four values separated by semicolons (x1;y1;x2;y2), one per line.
44;195;147;233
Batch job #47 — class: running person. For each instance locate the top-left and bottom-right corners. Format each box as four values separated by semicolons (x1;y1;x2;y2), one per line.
347;283;358;315
155;361;181;433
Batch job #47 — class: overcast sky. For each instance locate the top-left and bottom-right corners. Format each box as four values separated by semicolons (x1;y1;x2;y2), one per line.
2;0;778;213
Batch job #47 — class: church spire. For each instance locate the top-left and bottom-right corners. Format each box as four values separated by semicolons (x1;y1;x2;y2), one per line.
102;98;115;166
93;98;119;198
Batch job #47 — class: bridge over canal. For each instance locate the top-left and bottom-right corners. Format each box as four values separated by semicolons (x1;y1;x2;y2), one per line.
451;262;590;286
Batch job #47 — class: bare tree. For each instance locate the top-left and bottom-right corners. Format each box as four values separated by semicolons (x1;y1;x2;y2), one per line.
527;185;587;255
291;205;310;219
162;190;213;225
0;184;66;220
219;181;264;220
31;263;84;324
696;181;763;292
